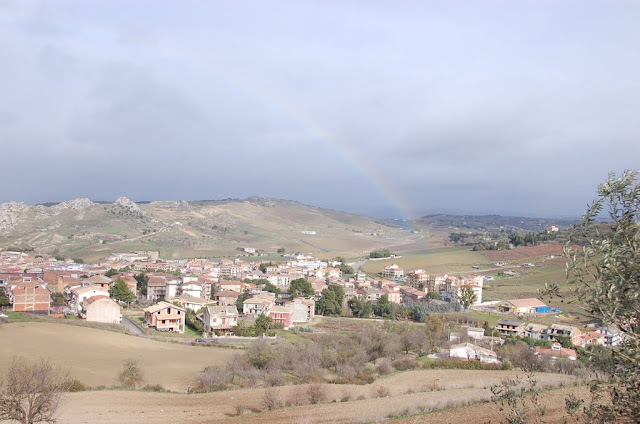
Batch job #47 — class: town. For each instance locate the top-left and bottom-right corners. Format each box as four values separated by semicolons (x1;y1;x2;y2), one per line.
0;247;620;366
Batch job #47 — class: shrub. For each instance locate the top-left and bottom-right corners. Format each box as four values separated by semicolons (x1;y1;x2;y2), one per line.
340;389;352;402
143;384;165;392
286;385;308;406
372;385;390;398
392;358;420;371
306;384;327;404
62;379;89;392
376;360;394;375
118;359;144;389
262;387;281;411
196;366;232;392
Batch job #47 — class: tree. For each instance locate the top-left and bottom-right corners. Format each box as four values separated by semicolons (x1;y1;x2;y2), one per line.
373;295;396;319
316;285;344;316
0;287;10;308
262;281;281;296
236;291;251;312
458;284;477;310
259;262;275;274
109;278;135;304
369;249;391;259
288;278;314;298
542;170;640;422
0;357;67;424
104;268;118;277
347;296;372;318
277;247;285;254
117;359;144;388
134;273;148;296
254;314;274;335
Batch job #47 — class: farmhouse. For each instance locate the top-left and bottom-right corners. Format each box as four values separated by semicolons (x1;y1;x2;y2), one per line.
143;301;185;333
450;343;500;364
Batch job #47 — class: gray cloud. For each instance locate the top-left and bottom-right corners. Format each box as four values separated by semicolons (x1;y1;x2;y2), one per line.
1;1;639;218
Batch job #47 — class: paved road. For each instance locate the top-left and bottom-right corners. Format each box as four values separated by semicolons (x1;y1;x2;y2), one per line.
121;315;147;337
351;258;368;273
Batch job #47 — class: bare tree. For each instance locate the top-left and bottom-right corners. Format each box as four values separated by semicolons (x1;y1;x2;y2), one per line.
0;357;68;424
117;359;144;389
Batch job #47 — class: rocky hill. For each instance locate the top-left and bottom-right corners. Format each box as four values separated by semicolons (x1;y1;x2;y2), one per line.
0;197;416;261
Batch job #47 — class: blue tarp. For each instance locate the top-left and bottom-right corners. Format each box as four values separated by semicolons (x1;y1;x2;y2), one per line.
535;306;551;313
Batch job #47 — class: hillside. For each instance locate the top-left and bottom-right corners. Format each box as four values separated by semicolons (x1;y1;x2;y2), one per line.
0;197;417;261
415;214;578;233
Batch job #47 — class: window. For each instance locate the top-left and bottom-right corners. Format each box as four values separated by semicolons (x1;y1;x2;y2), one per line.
162;320;165;324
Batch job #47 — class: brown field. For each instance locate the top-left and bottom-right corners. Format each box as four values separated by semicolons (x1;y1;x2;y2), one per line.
56;369;580;424
480;244;565;262
0;322;236;391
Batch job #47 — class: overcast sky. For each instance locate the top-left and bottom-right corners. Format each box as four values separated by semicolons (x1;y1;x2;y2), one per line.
1;1;639;218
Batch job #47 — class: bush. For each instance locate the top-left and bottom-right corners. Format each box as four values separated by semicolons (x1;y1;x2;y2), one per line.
286;386;308;406
143;384;166;392
62;379;89;392
262;387;281;411
423;359;503;371
392;358;420;371
372;385;390;398
376;360;394;375
118;359;144;389
306;384;327;404
196;366;232;392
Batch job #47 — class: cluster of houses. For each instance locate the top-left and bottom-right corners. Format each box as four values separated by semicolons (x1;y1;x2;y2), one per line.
495;316;620;349
0;251;324;334
0;252;491;332
0;250;622;365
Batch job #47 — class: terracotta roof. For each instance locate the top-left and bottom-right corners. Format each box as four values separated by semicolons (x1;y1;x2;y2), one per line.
84;295;111;305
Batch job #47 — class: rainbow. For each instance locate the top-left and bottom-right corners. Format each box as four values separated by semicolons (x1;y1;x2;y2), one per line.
3;8;421;227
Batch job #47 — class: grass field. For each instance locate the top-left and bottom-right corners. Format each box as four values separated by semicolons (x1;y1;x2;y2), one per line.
0;322;237;391
361;248;488;275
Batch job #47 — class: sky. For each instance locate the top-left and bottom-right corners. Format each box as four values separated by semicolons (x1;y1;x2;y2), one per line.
1;1;639;219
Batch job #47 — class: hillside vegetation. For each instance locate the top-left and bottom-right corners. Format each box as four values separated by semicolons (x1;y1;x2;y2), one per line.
0;197;416;260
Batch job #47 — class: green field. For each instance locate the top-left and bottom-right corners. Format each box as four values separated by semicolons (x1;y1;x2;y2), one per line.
361;248;489;275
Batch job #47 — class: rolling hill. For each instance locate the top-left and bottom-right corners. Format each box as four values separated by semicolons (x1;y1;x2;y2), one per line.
0;197;417;261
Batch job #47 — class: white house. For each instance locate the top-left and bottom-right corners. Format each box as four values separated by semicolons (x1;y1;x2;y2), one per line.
450;343;500;364
203;305;238;333
71;286;110;314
